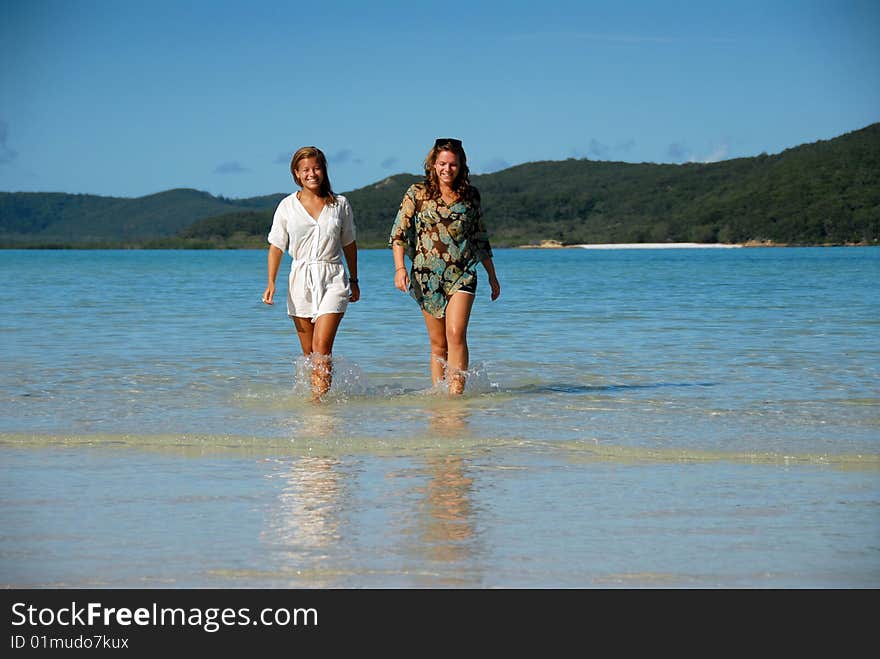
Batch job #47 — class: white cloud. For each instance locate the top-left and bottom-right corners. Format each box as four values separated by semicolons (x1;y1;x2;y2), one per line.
588;139;610;159
214;161;249;174
482;157;511;173
666;142;688;162
700;144;729;163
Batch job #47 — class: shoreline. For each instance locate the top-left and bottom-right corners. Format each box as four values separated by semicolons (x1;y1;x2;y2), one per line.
1;240;876;251
515;239;874;250
575;242;742;250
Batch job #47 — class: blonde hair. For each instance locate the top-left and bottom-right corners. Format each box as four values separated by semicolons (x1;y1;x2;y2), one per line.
290;146;336;203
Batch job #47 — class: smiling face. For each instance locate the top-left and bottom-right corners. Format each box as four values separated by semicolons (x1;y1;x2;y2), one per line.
293;156;324;193
433;150;460;188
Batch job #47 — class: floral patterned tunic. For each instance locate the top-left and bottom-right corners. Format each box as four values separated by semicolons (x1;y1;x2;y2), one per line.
389;182;493;318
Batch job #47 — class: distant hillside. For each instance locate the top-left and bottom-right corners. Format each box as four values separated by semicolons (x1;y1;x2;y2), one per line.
469;122;879;246
143;174;423;249
0;188;285;246
2;123;878;248
177;124;879;248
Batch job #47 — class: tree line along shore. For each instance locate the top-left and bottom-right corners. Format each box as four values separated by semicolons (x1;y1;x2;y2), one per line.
1;123;877;249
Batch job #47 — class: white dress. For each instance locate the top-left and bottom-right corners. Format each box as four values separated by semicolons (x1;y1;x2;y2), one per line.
267;193;356;321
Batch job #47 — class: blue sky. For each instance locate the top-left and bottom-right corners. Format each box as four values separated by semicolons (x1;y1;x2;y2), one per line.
1;0;877;199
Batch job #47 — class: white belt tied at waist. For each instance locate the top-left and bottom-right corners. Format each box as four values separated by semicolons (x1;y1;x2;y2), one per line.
293;257;342;315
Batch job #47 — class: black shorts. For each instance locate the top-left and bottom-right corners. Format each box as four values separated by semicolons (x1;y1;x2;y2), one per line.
457;279;476;295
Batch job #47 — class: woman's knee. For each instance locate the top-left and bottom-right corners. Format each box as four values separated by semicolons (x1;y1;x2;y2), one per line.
311;332;337;355
311;344;333;359
446;325;468;347
429;338;448;355
310;352;332;371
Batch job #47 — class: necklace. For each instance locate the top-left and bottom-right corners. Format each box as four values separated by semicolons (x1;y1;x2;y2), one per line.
440;189;458;205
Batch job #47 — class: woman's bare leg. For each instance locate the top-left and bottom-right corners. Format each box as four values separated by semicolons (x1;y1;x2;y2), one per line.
293;313;344;401
292;316;315;355
443;292;475;395
422;310;448;387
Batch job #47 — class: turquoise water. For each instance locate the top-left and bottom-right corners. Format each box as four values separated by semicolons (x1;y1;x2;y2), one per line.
1;247;878;587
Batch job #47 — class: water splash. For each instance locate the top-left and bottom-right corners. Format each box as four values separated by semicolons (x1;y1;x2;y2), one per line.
428;358;495;396
289;354;495;402
291;354;370;402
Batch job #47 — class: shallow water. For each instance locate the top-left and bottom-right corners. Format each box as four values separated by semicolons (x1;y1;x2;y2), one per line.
1;247;878;587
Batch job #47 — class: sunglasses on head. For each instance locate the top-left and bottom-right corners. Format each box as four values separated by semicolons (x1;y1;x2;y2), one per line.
434;138;462;149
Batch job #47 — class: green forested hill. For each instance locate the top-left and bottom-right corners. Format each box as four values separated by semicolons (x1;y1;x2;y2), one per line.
143;173;424;249
469;121;879;246
0;188;285;246
2;123;878;248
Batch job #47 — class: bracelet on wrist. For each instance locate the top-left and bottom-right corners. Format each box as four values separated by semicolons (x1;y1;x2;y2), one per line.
349;278;358;284
395;266;406;272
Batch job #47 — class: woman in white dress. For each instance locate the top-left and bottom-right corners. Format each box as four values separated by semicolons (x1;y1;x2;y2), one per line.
262;146;359;401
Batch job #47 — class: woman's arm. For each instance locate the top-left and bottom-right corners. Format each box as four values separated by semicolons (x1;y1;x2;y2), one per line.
393;243;409;292
390;186;416;293
262;245;283;305
481;256;500;301
343;240;359;302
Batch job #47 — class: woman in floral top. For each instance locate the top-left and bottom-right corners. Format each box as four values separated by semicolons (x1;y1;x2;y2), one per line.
389;138;500;395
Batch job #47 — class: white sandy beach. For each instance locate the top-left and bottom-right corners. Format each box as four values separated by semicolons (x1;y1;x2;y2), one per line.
520;240;746;250
576;242;743;249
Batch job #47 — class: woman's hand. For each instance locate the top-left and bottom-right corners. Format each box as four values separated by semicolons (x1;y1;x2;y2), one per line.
349;282;360;302
394;267;409;293
489;276;501;301
262;283;275;305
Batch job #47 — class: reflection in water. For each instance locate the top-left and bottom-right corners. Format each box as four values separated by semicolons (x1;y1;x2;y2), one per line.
417;406;479;572
261;403;481;585
262;456;342;568
427;404;471;438
265;413;342;566
420;455;475;565
294;411;340;439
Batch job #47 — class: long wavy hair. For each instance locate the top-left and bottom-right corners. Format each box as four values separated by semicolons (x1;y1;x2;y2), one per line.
290;146;336;203
423;139;473;201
